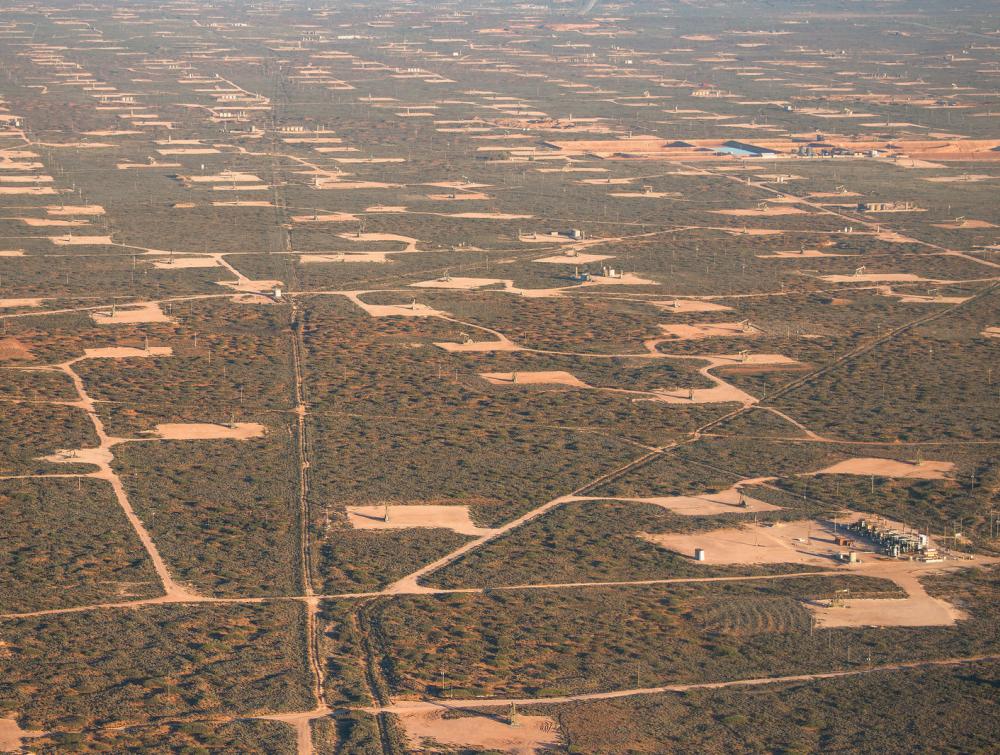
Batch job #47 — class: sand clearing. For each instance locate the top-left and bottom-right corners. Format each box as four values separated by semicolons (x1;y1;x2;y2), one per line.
585;272;657;287
299;252;389;264
810;571;966;628
573;485;780;516
347;505;495;536
650;299;732;313
0;297;43;308
757;249;849;259
0;186;56;195
923;175;992;183
812;458;954;480
149;422;266;441
982;326;1000;338
50;234;113;245
152;256;222;269
446;212;533;219
658;322;760;340
714;207;806;217
0;337;33;360
218;278;283;294
411;276;505;290
533;253;614;264
480;370;589;388
40;446;114;468
649;383;756;405
821;273;928;283
398;709;559;754
21;217;89;227
82;346;172;360
641;519;865;566
347;294;446;319
932;220;995;229
0;718;44;752
92;302;172;324
291;212;358;222
339;232;418;251
0;250;24;257
46;204;104;215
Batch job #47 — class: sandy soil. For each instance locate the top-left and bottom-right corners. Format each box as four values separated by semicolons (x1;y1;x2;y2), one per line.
572;485;780;516
0;337;33;360
982;326;1000;338
156;147;219;155
0;186;56;195
148;422;266;441
46;204;104;215
812;458;954;480
92;302;172;324
0;297;43;308
0;251;24;257
923;175;992;183
21;217;89;227
532;252;614;264
932;220;995;229
427;192;490;200
299;252;389;264
218;278;283;294
584;272;657;287
83;346;172;360
398;709;559;754
435;339;523;352
821;273;928;283
50;234;113;245
640;519;867;565
658;322;760;340
347;505;495;536
40;446;115;468
411;277;506;290
447;212;533;219
291;212;358;222
480;370;589;388
0;718;44;753
810;569;965;628
650;299;732;313
714;207;806;217
888;292;970;304
757;249;849;259
152;256;221;269
338;231;418;251
609;191;675;198
346;294;446;319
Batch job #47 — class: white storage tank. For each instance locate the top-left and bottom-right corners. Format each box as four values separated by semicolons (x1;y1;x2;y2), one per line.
694;548;706;562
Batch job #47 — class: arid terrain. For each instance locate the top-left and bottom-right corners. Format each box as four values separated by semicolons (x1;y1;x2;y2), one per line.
0;0;998;752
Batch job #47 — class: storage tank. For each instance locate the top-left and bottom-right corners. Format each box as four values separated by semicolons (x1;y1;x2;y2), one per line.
694;548;706;562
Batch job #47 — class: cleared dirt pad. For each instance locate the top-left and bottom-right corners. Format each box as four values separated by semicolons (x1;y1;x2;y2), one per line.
813;458;954;480
148;422;266;441
92;302;172;325
0;718;44;752
151;256;221;269
411;276;506;290
650;299;732;313
347;505;494;536
0;337;33;360
658;322;759;340
82;346;172;360
640;520;863;565
480;370;588;387
572;484;780;515
398;709;559;754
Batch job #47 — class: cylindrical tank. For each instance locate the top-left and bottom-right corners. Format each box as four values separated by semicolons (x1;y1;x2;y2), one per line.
694;548;706;562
